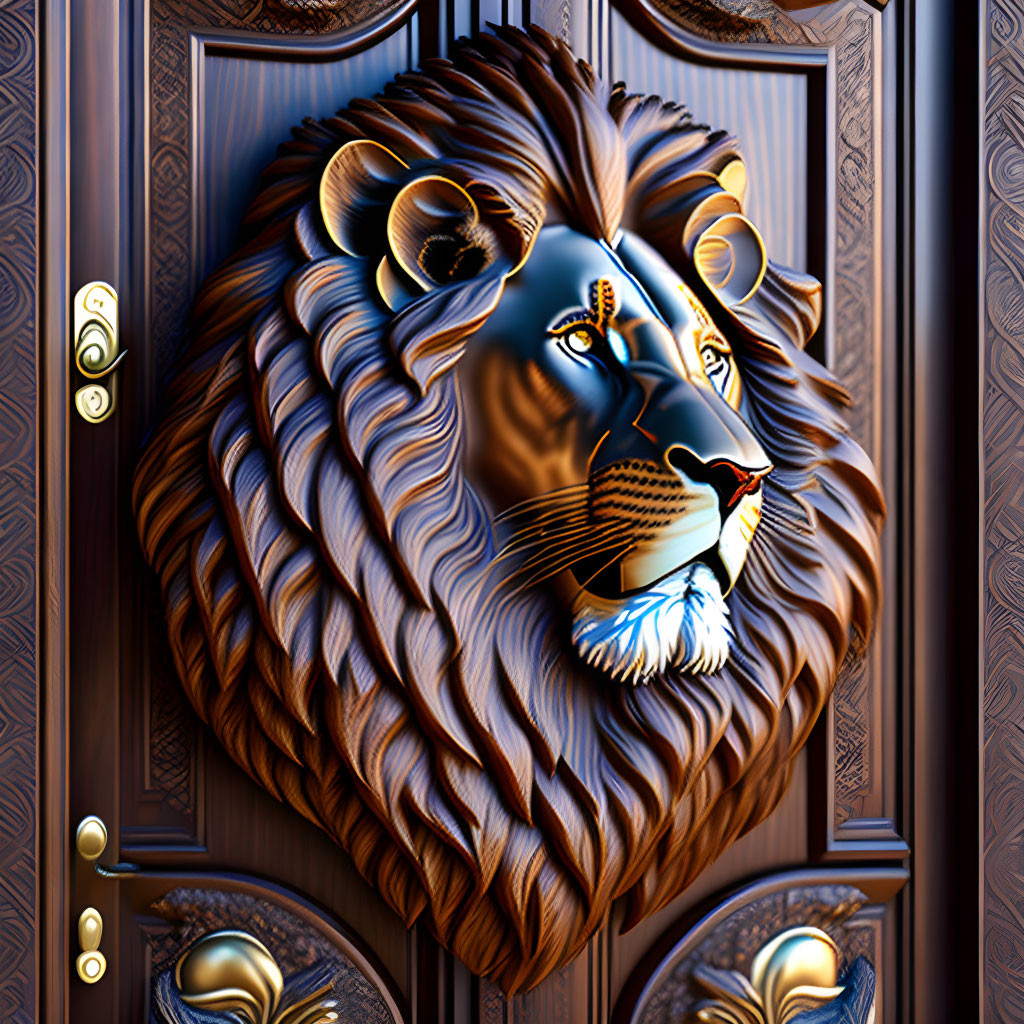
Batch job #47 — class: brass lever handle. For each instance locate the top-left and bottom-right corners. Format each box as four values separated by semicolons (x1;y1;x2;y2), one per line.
74;816;110;983
73;282;123;423
76;908;106;983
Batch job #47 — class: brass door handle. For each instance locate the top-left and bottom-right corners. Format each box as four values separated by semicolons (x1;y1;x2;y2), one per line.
73;282;124;423
75;816;110;983
76;907;106;983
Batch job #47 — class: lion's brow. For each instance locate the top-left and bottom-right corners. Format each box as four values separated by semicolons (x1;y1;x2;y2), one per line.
547;278;618;335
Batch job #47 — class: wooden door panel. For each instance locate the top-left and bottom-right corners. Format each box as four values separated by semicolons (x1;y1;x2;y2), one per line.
65;1;907;1021
613;0;903;859
193;22;420;293
71;7;433;1021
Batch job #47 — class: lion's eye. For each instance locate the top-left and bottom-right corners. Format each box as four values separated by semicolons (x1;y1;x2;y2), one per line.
702;345;726;375
562;327;597;355
700;343;737;402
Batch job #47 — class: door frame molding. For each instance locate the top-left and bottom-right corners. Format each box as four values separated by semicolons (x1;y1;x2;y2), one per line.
0;0;71;1021
9;0;996;1020
980;0;1024;1018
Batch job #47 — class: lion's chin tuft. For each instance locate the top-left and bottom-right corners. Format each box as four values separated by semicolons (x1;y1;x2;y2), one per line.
571;561;732;684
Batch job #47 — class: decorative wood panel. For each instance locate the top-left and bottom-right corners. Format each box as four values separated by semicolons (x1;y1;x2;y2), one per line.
610;18;809;270
99;869;409;1021
192;20;420;287
984;0;1024;1016
151;0;404;372
122;0;422;854
118;0;903;891
145;888;400;1022
0;0;39;1020
612;868;905;1024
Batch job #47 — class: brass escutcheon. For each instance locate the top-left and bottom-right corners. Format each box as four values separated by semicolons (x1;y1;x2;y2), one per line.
73;282;124;422
75;908;106;984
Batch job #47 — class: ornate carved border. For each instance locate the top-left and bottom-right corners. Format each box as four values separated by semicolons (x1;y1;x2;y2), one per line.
0;0;40;1020
144;888;399;1022
984;0;1024;1015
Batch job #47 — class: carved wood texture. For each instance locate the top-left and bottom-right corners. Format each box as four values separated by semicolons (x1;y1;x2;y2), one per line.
612;872;895;1024
144;888;397;1022
143;0;403;827
985;0;1024;1016
0;0;38;1020
151;0;400;365
133;22;883;993
128;0;895;913
48;0;897;1015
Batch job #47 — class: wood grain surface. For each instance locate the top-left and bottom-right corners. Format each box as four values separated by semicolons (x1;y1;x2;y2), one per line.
39;0;926;1020
647;0;898;854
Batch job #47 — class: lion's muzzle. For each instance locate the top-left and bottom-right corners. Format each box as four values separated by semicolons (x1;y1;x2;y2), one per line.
582;364;770;597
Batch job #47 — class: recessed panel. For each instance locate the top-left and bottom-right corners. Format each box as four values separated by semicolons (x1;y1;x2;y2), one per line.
610;7;808;271
195;27;415;284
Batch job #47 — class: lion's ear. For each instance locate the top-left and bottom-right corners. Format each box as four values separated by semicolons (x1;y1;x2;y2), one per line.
319;139;409;256
387;175;511;290
681;191;766;308
718;157;748;204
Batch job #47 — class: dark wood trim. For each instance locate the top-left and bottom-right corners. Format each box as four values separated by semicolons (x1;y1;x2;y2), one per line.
40;0;70;1019
981;0;1024;1018
191;0;420;60
18;1;997;1017
909;0;982;1018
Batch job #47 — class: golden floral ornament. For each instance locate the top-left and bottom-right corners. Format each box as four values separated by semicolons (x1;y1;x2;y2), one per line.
158;930;340;1024
693;927;875;1024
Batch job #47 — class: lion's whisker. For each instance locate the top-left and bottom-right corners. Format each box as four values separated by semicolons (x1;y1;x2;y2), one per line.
496;511;598;557
513;529;622;573
503;532;620;577
499;519;594;557
495;485;589;524
571;542;637;596
516;541;634;592
506;534;634;592
500;505;590;539
499;528;616;574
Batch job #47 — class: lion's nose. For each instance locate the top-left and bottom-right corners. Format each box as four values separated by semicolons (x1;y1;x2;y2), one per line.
666;447;771;509
629;370;771;493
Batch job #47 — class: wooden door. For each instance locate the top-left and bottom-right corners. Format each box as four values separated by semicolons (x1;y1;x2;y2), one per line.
47;0;974;1021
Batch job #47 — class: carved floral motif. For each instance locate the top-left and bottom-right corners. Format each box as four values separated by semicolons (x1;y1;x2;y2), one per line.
153;931;339;1024
693;927;874;1024
144;888;397;1024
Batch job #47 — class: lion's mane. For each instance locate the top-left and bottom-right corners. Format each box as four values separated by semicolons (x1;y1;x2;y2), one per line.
134;26;883;993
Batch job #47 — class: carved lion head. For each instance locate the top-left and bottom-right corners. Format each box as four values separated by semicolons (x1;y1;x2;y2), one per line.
134;26;883;993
